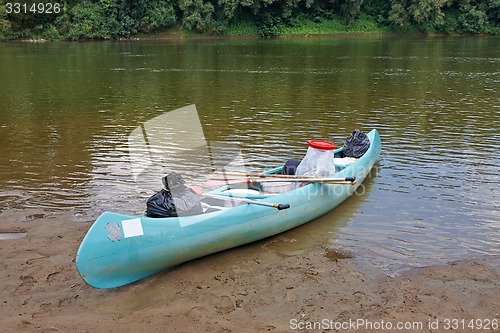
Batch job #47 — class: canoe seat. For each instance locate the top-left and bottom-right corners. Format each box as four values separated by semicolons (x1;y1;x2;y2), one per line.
333;157;357;170
223;188;260;196
220;188;271;199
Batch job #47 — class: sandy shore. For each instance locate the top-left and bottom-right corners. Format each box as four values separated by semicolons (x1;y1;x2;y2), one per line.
1;209;499;333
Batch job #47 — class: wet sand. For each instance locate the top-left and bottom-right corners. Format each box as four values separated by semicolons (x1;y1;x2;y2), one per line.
1;210;499;333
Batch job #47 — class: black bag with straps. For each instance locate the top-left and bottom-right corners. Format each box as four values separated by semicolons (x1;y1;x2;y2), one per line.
343;129;370;158
146;172;203;218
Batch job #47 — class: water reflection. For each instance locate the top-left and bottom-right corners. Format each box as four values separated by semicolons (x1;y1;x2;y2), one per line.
0;36;498;271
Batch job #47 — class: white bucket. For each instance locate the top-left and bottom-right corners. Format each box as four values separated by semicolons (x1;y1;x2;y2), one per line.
262;182;294;193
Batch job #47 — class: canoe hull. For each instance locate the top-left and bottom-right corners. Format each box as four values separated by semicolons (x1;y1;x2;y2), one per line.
76;129;381;288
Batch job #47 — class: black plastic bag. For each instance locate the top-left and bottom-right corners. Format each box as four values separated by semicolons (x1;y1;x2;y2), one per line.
146;189;177;218
283;159;301;175
343;129;370;158
146;172;203;218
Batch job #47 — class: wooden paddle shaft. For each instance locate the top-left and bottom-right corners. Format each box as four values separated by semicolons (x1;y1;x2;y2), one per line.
210;176;356;183
214;171;319;179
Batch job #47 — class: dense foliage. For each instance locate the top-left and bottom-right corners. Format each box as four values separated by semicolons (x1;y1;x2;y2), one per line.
1;0;498;40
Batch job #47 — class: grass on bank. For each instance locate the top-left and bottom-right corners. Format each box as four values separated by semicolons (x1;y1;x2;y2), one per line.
280;15;390;35
224;14;391;38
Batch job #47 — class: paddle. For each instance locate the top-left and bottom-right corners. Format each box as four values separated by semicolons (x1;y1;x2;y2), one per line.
214;171;334;179
206;176;356;187
203;193;290;210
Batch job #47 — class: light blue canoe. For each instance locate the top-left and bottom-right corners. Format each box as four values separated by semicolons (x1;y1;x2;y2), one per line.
76;129;381;289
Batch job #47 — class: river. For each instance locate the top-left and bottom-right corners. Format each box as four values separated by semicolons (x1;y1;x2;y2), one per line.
0;36;498;271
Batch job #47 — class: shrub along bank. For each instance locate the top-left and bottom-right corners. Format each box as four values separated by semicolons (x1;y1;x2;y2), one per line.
1;0;498;40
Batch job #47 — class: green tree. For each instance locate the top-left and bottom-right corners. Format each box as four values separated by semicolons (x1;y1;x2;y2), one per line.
0;3;11;38
458;4;488;33
179;0;217;32
388;1;410;27
142;5;176;32
341;0;364;24
1;0;61;38
486;0;500;23
388;0;452;32
66;0;116;39
410;0;450;25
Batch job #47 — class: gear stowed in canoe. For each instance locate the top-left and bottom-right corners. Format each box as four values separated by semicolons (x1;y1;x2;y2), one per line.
76;129;381;289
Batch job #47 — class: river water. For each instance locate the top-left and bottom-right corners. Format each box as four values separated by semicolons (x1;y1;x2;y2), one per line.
0;36;498;272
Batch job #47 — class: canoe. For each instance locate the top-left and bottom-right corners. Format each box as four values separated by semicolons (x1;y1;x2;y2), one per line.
76;129;381;289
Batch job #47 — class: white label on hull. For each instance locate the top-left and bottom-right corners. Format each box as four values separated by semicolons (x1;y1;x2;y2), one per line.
121;218;144;238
